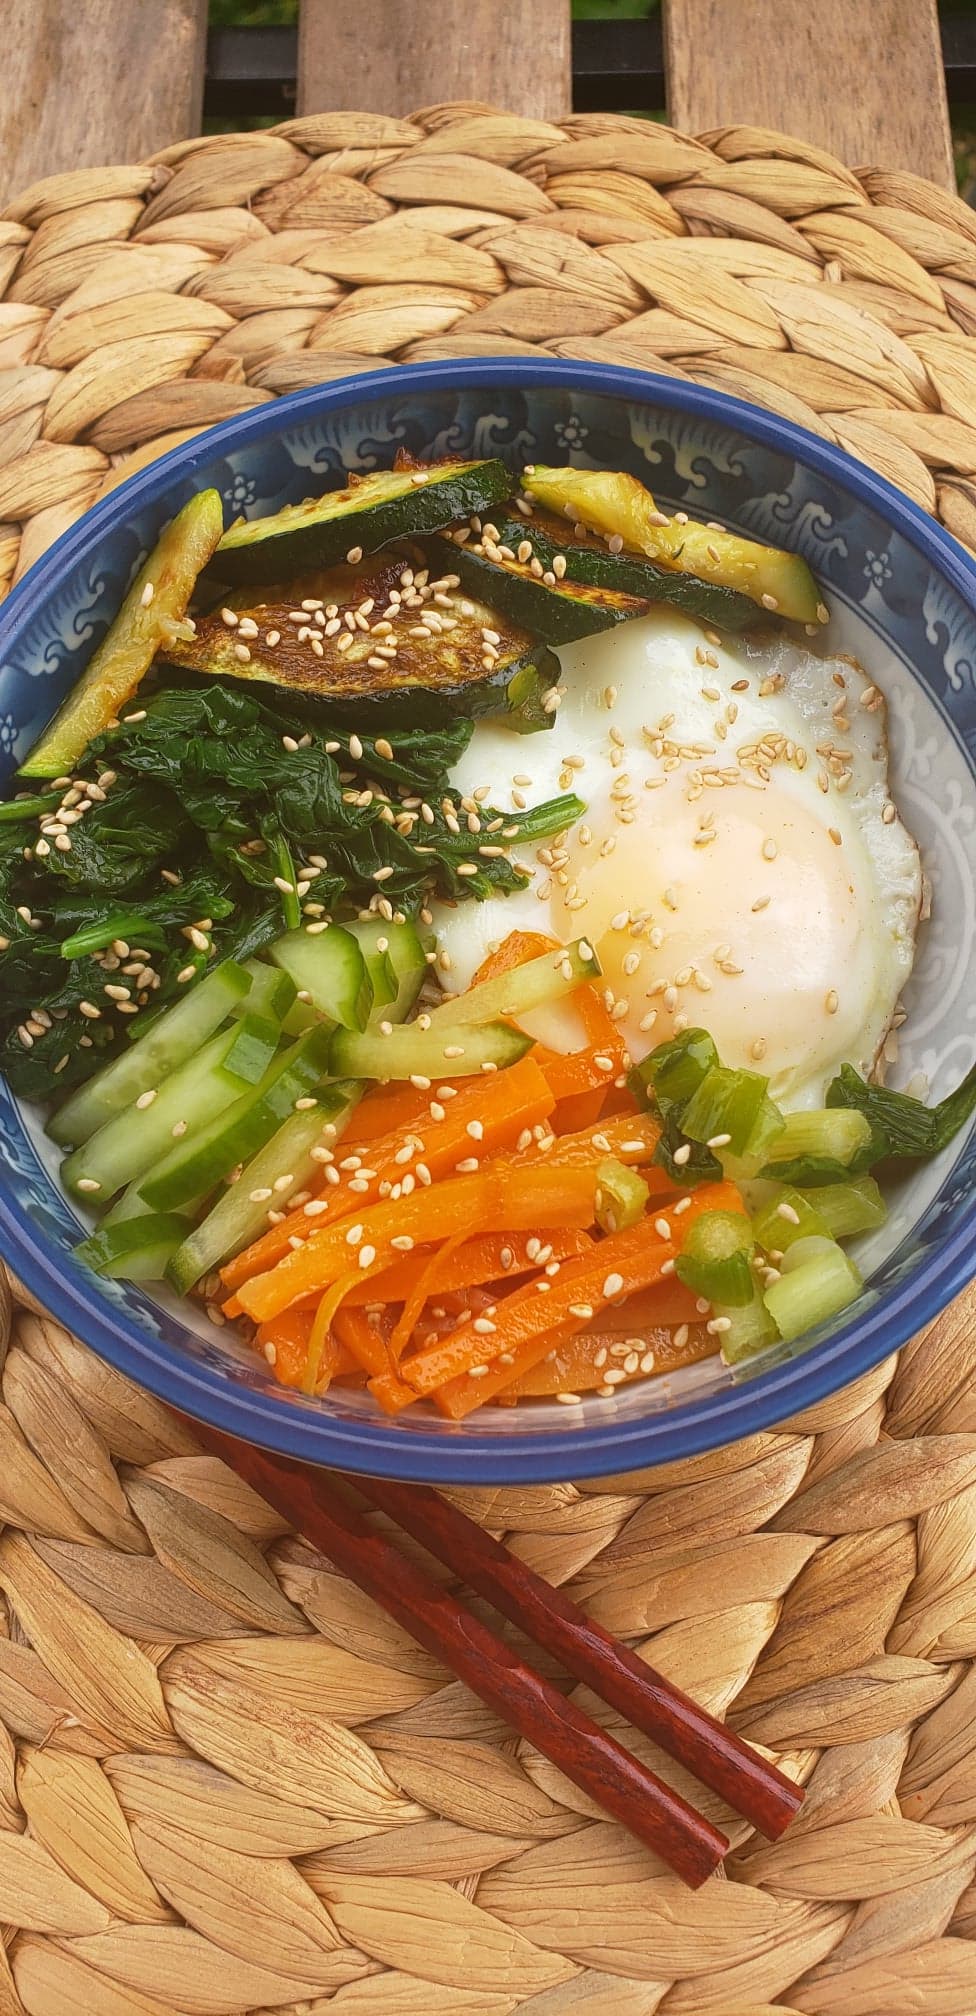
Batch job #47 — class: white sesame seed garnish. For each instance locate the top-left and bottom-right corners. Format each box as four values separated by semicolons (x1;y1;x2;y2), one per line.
135;1089;158;1110
569;1303;594;1320
777;1202;801;1226
76;1177;101;1193
654;1217;672;1240
706;1132;731;1149
825;988;839;1015
707;1316;733;1335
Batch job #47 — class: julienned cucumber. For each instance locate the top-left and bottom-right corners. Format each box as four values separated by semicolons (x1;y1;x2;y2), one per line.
60;1017;282;1203
234;959;297;1025
139;1022;335;1214
330;1018;532;1081
431;936;600;1028
209;459;514;583
166;1083;360;1292
347;917;428;1023
76;1213;188;1282
48;959;253;1148
270;926;372;1032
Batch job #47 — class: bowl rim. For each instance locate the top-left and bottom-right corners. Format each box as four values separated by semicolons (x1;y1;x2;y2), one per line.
2;353;975;1482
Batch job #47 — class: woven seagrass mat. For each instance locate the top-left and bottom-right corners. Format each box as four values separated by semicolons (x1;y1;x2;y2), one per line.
2;104;976;2015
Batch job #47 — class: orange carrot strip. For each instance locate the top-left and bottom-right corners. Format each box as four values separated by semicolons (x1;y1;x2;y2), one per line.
339;1081;431;1146
332;1304;391;1380
346;1228;594;1308
411;1180;745;1410
220;1054;554;1292
471;929;559;987
236;1163;601;1324
391;1230;468;1357
536;1044;621;1103
368;1367;426;1415
507;1317;716;1396
257;1316;358;1391
302;1268;361;1394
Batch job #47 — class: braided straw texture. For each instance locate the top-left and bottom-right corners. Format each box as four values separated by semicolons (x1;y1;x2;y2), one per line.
2;105;976;2013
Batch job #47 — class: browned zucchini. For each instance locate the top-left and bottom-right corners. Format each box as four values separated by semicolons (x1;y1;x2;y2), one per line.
424;532;650;644
163;556;559;732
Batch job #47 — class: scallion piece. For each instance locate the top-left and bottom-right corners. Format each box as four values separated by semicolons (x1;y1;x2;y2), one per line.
674;1208;755;1306
680;1063;784;1160
716;1286;779;1364
763;1106;872;1170
763;1243;862;1343
827;1058;976;1161
796;1175;887;1241
594;1157;649;1234
631;1026;718;1114
752;1186;832;1252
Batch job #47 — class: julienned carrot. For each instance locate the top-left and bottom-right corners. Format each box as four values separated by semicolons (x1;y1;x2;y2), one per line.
332;1304;391;1380
536;1046;620;1102
303;1269;362;1393
255;1307;357;1389
471;930;560;986
391;1230;468;1356
405;1179;746;1412
339;1081;432;1145
220;1054;554;1293
506;1316;715;1396
346;1228;594;1309
235;1163;602;1324
508;1111;661;1173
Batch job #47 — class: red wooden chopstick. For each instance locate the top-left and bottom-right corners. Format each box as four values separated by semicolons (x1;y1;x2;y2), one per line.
190;1421;728;1887
357;1475;801;1840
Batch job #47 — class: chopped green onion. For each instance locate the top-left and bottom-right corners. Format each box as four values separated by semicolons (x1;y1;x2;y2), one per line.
631;1026;718;1114
681;1063;784;1160
764;1106;872;1170
594;1158;649;1233
674;1208;755;1306
653;1111;722;1188
752;1186;831;1251
716;1287;779;1364
827;1058;976;1161
796;1175;887;1241
763;1243;862;1343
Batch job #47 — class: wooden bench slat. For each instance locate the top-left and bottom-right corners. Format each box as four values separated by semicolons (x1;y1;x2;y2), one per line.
1;0;209;209
297;0;572;122
663;0;954;190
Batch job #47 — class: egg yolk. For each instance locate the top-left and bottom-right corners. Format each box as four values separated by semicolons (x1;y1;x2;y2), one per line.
555;775;889;1102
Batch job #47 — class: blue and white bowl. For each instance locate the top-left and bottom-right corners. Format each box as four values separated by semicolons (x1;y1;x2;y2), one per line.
1;358;974;1482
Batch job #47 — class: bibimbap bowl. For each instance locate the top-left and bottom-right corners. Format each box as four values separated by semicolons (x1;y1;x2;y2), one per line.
1;358;975;1483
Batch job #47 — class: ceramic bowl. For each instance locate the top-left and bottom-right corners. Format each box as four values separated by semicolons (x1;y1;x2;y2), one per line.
2;358;975;1481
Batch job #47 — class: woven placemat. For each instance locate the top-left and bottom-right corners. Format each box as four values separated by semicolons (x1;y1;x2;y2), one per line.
2;105;976;2015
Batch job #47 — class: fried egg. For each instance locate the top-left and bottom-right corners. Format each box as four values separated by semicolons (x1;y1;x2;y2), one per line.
431;610;922;1107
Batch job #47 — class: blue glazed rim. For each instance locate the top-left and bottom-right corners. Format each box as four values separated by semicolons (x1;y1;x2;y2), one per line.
2;355;976;1482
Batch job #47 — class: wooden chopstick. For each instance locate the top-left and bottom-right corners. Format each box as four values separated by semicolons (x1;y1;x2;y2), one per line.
357;1475;802;1841
191;1421;729;1887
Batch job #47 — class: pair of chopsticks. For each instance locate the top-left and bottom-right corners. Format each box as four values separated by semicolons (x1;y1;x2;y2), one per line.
192;1422;802;1886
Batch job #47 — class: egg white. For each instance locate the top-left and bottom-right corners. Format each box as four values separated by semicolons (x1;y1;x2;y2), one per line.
431;610;922;1106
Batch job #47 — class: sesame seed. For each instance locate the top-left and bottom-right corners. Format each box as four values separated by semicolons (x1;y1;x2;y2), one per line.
654;1218;672;1240
569;1303;594;1320
602;1272;625;1299
171;1120;188;1139
706;1132;731;1149
707;1316;733;1335
473;1316;496;1335
135;1089;157;1110
177;964;197;984
777;1202;801;1226
76;1177;101;1193
358;1244;376;1269
346;546;363;564
825;988;839;1015
762;838;778;861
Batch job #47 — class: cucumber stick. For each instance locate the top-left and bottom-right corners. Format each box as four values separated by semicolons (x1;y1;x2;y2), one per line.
347;917;428;1023
76;1214;188;1283
139;1022;335;1213
60;1018;279;1203
48;959;253;1147
331;1018;531;1081
270;926;372;1032
432;936;600;1029
167;1082;360;1292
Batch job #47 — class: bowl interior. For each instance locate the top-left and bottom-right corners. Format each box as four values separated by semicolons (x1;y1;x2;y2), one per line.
3;362;976;1479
